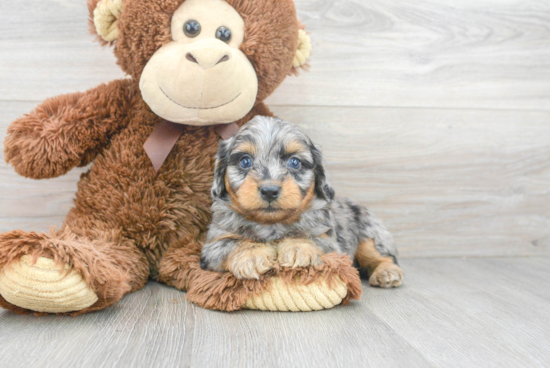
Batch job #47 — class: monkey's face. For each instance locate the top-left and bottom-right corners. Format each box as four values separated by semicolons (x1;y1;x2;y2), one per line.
139;0;257;125
212;117;335;225
90;0;311;127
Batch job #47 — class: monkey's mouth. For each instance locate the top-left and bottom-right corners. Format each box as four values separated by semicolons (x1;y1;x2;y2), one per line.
160;87;241;110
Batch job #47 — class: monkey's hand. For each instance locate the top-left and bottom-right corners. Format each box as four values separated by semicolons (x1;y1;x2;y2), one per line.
4;79;135;179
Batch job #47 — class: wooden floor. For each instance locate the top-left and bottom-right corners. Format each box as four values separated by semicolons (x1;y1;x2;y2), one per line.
1;0;549;367
0;257;548;368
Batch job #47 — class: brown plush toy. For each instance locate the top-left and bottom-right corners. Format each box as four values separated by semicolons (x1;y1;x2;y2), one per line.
0;0;362;315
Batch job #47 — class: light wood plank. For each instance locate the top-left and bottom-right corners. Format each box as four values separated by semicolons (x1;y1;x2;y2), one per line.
0;257;549;367
267;0;550;110
3;102;548;258
0;0;124;102
366;257;550;368
1;0;550;110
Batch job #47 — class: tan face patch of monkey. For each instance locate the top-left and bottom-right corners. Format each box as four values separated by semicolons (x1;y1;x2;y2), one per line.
139;0;258;125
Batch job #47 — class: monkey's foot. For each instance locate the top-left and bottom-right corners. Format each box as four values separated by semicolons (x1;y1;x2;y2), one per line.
0;256;98;313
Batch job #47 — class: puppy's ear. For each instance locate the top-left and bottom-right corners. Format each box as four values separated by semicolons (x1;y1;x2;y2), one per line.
211;139;232;200
311;144;335;202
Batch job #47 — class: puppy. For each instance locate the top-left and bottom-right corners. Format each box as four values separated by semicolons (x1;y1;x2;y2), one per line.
201;116;404;288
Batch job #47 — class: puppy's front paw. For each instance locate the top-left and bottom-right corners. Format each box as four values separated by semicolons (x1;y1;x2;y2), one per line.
227;243;276;280
277;239;323;268
369;263;404;288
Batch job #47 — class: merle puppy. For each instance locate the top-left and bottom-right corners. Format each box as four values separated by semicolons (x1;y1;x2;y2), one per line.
200;116;404;288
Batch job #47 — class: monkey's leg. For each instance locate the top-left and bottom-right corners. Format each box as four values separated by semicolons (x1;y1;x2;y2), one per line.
158;237;203;292
355;239;404;288
0;228;149;315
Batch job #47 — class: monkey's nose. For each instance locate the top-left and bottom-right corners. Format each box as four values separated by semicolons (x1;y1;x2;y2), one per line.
186;53;199;64
185;51;230;69
260;186;281;202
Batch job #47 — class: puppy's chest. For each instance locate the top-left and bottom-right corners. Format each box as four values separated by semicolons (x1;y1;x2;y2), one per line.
244;224;298;243
240;218;330;243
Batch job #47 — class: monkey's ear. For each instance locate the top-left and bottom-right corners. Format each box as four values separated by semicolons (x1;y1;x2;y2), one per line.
291;29;312;74
211;139;232;201
311;144;335;202
89;0;123;43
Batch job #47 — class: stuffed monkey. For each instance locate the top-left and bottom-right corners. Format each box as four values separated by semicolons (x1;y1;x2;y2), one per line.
0;0;361;315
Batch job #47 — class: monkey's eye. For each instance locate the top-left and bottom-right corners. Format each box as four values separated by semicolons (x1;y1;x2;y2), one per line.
288;157;302;170
240;156;253;169
184;20;201;38
215;26;232;43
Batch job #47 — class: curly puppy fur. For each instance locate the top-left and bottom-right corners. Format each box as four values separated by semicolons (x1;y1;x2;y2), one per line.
201;116;404;287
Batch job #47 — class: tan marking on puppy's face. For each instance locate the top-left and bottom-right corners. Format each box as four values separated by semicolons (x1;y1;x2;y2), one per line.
234;141;257;156
284;140;308;156
226;170;316;225
276;176;304;210
226;173;263;211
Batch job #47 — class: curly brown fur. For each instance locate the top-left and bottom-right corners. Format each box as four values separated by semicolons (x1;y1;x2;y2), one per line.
201;116;404;287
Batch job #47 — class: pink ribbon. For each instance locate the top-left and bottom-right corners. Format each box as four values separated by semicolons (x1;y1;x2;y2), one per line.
143;120;239;172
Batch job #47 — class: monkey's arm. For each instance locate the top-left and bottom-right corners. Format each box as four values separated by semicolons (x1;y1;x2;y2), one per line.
4;79;136;179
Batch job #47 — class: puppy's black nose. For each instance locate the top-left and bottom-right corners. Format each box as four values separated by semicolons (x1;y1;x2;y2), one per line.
260;186;281;202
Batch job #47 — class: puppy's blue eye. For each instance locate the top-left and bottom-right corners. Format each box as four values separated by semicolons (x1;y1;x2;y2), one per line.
240;156;253;169
288;157;301;170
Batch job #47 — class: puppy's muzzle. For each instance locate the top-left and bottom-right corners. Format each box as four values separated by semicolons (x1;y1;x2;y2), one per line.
259;185;281;203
